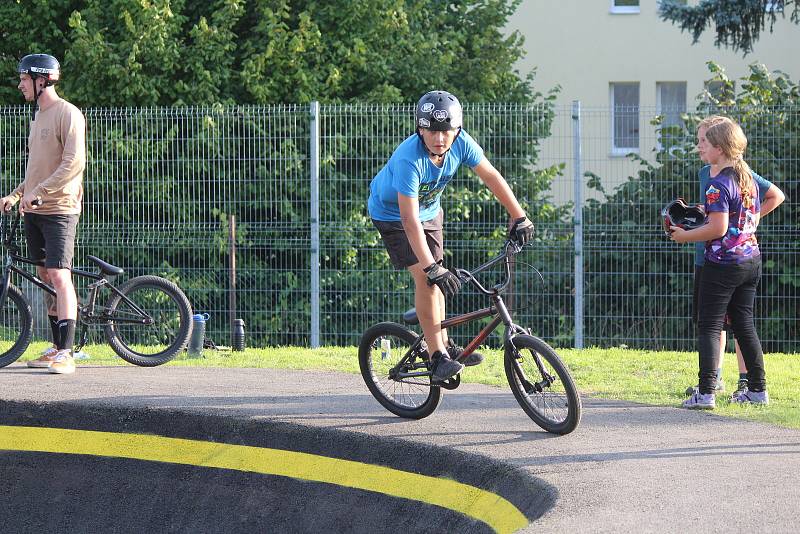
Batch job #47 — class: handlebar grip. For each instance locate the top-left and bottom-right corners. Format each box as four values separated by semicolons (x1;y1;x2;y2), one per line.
453;268;472;283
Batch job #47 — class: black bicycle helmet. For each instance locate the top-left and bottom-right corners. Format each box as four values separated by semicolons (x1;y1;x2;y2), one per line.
661;198;706;237
18;54;60;85
415;90;462;131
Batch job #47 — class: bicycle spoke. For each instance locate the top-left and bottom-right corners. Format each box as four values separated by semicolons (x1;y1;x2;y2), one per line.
359;323;442;419
105;276;192;366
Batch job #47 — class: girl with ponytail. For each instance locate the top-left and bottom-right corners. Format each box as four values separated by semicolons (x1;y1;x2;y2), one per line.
670;116;769;409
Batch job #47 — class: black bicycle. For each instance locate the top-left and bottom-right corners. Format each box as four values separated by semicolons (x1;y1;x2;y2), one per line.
359;239;581;434
0;211;193;368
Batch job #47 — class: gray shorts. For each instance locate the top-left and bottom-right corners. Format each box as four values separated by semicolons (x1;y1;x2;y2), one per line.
23;213;79;269
372;210;443;270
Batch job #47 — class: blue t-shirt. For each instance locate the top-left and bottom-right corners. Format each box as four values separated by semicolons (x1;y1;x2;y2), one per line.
694;165;771;266
367;130;485;222
702;167;760;265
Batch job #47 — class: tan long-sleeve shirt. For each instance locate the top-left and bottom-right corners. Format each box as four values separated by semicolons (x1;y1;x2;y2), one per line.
12;98;85;215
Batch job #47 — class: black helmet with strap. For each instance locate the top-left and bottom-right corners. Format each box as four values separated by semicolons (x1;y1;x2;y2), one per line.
415;90;463;157
415;90;462;132
18;54;61;85
18;54;60;120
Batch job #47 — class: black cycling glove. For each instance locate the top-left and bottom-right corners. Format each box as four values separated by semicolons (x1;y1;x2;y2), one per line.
509;217;535;245
424;263;461;298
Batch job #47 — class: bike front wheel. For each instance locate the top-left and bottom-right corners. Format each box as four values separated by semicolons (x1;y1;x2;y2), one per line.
104;275;192;366
0;284;33;368
359;322;442;419
504;334;581;434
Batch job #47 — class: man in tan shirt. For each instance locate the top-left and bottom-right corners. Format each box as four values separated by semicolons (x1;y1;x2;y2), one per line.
1;54;85;375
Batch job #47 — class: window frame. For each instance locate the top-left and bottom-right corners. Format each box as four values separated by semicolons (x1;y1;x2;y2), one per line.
610;82;641;156
656;81;688;149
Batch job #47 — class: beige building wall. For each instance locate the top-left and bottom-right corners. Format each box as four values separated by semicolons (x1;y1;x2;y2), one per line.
505;0;800;201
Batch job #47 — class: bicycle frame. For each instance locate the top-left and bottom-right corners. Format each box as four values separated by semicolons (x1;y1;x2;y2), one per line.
394;240;530;382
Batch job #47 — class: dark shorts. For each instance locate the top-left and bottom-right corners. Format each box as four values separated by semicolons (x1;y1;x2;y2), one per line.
372;210;443;270
693;265;732;334
23;213;79;269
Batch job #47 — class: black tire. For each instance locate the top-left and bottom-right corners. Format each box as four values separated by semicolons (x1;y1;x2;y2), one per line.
504;334;581;434
104;275;192;367
0;284;33;368
359;322;442;419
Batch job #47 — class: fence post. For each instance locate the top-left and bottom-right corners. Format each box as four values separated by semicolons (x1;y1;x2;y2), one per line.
310;102;321;348
572;100;584;349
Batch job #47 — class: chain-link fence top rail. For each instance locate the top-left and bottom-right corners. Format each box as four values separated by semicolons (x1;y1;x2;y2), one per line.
0;104;797;351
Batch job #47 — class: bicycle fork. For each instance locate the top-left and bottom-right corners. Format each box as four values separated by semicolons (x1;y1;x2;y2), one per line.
498;295;556;395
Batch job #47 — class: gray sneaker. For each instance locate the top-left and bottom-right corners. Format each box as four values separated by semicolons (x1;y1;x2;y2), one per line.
431;351;464;382
731;389;769;405
447;343;484;367
682;391;716;410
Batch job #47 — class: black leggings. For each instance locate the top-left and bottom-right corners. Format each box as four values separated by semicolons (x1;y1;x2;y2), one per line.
696;257;765;394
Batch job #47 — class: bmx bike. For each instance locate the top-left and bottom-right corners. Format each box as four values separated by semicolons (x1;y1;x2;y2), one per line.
0;210;192;368
359;239;581;435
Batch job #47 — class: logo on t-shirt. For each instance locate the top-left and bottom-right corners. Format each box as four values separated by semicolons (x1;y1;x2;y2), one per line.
705;185;721;205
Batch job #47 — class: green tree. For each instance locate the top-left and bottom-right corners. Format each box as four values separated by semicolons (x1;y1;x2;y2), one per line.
0;0;80;103
0;0;562;346
1;0;536;106
659;0;800;55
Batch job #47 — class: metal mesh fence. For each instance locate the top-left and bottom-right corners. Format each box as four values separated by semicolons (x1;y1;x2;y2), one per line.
0;103;797;351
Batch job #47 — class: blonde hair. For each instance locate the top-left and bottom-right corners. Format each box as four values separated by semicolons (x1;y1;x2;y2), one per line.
698;115;755;208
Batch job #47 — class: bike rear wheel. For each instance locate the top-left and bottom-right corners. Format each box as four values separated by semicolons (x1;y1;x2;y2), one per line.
0;284;33;368
504;334;581;434
359;322;442;419
104;275;192;366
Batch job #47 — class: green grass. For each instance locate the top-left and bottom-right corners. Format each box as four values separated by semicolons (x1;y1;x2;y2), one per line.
22;342;800;429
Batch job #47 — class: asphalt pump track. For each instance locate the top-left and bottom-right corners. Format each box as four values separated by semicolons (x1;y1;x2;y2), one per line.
0;400;555;533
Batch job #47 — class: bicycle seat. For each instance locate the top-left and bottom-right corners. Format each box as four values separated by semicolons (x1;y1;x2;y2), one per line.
402;308;419;325
87;255;124;276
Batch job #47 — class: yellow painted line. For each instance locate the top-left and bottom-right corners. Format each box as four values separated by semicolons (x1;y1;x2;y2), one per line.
0;425;528;533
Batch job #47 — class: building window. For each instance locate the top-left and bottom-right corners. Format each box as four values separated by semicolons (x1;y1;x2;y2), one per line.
657;82;687;128
611;0;640;14
657;82;687;147
611;83;640;153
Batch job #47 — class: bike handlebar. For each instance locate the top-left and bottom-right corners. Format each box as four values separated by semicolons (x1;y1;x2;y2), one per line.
453;239;526;296
1;199;43;249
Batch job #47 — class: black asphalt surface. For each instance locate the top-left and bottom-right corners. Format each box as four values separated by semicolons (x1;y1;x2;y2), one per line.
2;364;800;533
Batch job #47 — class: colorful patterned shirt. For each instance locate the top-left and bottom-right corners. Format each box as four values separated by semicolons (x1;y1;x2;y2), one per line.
694;165;772;266
704;167;760;265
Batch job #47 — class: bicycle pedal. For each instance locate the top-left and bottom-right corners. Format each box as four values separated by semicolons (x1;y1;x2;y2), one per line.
432;374;461;390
